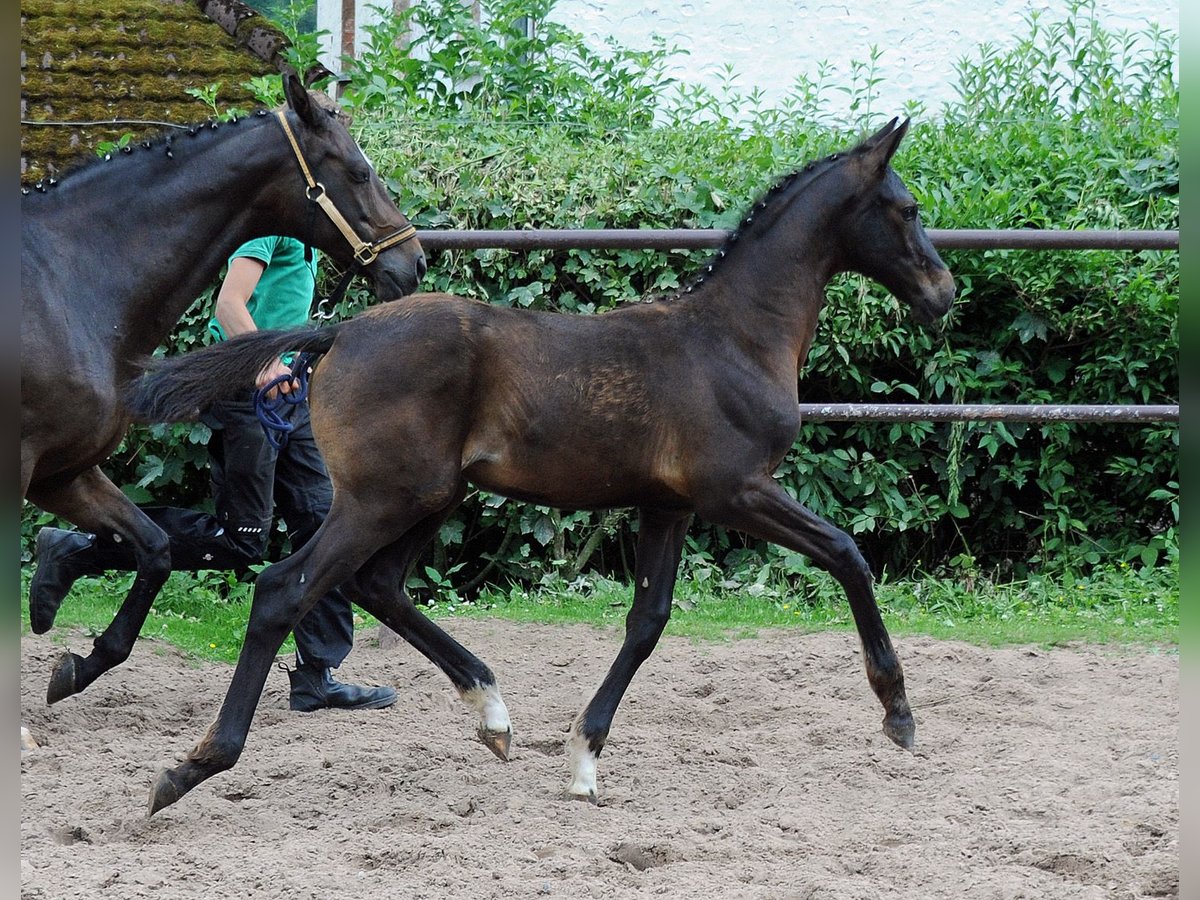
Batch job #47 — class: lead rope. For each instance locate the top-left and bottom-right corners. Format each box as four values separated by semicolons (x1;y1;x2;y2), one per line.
254;352;316;450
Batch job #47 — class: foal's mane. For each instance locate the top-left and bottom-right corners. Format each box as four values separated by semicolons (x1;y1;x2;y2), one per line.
659;135;871;302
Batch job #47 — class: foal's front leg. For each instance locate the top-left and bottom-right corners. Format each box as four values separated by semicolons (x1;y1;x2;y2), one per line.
149;520;381;815
702;476;915;750
567;508;692;802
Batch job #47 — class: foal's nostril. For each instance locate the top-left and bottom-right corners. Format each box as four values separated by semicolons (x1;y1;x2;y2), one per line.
416;255;428;281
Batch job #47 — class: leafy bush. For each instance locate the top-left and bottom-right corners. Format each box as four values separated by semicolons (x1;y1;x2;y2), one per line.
340;0;676;130
23;0;1177;593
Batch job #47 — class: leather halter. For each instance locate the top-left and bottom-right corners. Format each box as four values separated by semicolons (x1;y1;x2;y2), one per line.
274;110;417;266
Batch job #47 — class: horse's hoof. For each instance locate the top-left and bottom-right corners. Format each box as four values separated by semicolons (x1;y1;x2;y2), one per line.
565;787;599;805
45;652;81;705
148;769;182;817
478;726;512;761
883;711;916;750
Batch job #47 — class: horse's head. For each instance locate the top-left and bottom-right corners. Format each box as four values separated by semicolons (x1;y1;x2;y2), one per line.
836;118;955;325
280;74;426;300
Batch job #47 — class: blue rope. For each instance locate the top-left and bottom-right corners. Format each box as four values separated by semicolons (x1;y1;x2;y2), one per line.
254;353;314;450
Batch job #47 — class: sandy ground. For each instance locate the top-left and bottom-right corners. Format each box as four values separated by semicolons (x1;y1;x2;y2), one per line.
20;618;1177;899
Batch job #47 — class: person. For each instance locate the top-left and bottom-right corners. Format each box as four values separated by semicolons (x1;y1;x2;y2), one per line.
29;235;397;713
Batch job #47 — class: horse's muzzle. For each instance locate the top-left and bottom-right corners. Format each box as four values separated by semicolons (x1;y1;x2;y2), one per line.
372;244;427;300
915;267;956;324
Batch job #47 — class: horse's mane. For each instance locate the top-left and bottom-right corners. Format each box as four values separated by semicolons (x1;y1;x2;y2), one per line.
644;138;869;305
23;108;275;193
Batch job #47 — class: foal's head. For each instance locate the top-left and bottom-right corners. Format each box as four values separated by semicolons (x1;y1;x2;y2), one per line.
830;118;956;324
279;75;427;299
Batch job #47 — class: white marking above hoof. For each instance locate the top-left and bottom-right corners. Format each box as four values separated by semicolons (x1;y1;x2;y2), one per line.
461;683;512;758
566;728;599;801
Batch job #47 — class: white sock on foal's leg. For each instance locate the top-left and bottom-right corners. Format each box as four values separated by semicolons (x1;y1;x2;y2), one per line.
566;724;599;801
460;682;512;759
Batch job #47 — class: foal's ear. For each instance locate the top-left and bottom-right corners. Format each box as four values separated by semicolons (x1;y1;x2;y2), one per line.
282;72;322;130
861;117;910;174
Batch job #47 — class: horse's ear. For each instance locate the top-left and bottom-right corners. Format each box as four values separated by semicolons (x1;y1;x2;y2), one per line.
865;117;901;147
861;117;910;174
282;72;321;130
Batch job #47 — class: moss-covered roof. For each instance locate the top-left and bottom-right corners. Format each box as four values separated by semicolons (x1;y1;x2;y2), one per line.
21;0;305;183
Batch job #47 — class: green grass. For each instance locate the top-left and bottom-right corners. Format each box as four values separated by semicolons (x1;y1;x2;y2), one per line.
19;561;1178;666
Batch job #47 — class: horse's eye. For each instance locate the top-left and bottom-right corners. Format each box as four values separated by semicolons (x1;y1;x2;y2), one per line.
351;169;371;185
901;205;919;221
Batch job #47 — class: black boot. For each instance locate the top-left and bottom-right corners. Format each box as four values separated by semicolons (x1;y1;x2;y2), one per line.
286;661;397;712
28;528;104;634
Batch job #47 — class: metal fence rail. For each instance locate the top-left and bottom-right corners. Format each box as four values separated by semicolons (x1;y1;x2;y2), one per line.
415;228;1179;252
409;228;1179;425
799;404;1179;424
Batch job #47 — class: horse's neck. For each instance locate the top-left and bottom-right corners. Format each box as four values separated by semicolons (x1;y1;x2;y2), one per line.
36;119;296;361
695;214;838;376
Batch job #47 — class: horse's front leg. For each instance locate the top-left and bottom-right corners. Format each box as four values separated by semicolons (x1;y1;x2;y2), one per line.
700;476;915;750
26;466;171;703
567;508;692;802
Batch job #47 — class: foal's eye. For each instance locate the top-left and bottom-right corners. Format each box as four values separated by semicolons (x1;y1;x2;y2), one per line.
901;205;920;221
351;169;371;185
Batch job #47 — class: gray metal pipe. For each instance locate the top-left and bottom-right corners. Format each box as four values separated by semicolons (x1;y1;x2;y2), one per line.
798;404;1179;423
414;228;1179;252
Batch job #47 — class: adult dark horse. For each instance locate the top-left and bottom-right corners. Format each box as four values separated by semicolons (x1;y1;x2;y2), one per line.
21;74;426;706
128;118;954;814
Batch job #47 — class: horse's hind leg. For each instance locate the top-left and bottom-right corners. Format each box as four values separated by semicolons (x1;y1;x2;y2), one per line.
701;476;915;750
347;508;512;759
26;467;171;703
566;508;692;802
149;508;394;815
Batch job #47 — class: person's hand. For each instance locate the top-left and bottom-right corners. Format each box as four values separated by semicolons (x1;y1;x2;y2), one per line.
256;357;295;400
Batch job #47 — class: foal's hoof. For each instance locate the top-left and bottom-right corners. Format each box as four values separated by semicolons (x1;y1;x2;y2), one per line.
478;726;512;761
566;788;599;805
45;652;82;705
148;769;182;817
883;711;916;750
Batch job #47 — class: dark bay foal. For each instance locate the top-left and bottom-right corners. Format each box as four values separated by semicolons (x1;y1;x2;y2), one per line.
127;118;955;813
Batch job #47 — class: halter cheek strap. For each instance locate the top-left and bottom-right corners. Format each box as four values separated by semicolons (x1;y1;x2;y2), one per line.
274;110;417;266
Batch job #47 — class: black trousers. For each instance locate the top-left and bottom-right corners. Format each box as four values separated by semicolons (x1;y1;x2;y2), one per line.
92;397;354;669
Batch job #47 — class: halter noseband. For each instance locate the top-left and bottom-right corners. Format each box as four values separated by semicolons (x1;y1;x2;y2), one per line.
274;110;417;266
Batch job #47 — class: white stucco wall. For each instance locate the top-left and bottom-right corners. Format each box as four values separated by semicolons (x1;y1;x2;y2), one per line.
545;1;1179;117
318;1;1179;118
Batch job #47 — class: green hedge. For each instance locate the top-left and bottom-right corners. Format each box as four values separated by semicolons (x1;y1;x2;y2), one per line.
23;0;1177;590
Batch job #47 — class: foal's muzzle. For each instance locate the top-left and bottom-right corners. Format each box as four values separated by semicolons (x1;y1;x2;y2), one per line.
911;267;956;324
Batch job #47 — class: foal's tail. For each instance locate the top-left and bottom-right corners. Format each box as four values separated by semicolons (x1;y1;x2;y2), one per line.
124;324;345;423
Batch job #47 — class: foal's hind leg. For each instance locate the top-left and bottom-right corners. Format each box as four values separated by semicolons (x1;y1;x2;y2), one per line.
567;508;692;802
701;476;915;750
345;508;512;759
26;467;171;703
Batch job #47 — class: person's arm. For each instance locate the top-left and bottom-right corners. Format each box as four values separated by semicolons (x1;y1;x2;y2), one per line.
214;256;294;396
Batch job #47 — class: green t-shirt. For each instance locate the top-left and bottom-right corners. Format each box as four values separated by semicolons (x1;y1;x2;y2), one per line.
208;236;318;341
